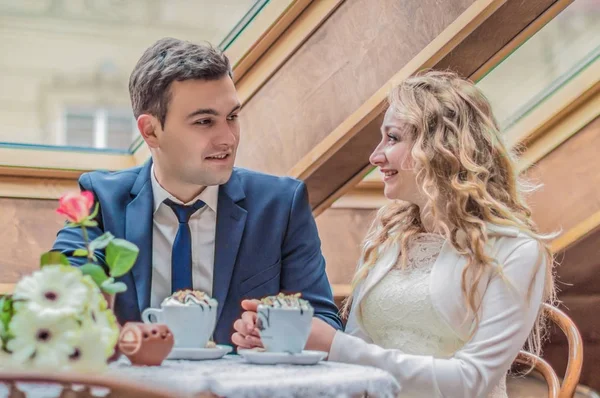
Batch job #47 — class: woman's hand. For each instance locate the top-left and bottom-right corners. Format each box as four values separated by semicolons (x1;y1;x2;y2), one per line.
233;301;337;354
305;317;337;354
232;299;263;349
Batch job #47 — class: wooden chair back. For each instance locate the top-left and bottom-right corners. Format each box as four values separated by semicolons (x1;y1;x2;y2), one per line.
515;303;584;398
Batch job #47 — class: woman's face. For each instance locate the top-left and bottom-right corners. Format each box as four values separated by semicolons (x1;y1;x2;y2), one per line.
369;107;420;203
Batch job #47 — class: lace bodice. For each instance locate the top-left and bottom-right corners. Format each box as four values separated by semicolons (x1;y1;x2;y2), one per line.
361;234;507;397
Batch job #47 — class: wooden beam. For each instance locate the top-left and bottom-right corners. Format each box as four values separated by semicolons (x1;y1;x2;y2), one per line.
0;147;134;175
225;0;297;74
0;147;132;198
525;116;600;235
235;0;345;105
0;176;78;199
0;166;82;180
287;0;561;217
229;0;310;83
550;210;600;253
518;83;600;172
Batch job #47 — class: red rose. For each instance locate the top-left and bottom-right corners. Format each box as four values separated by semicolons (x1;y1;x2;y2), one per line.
56;191;95;223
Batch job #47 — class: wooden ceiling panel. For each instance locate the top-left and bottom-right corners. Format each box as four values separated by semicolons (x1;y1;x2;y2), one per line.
236;0;477;175
0;198;63;285
554;225;600;296
525;116;600;235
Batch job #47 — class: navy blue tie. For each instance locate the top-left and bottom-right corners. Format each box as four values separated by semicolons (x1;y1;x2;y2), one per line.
164;198;206;293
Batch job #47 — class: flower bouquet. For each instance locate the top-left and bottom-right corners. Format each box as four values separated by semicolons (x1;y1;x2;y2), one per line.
0;191;139;372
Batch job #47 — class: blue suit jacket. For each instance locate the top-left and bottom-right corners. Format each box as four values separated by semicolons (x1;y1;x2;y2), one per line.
52;160;342;344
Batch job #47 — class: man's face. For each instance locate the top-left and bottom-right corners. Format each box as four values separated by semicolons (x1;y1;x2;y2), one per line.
153;76;241;187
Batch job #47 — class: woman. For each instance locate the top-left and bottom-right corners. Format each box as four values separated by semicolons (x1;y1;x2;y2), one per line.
304;70;556;397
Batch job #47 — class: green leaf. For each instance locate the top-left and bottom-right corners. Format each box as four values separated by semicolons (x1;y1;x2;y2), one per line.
0;297;14;337
40;251;70;267
88;202;100;220
89;232;114;252
79;263;108;286
106;239;139;278
82;220;98;228
73;249;88;257
101;280;127;294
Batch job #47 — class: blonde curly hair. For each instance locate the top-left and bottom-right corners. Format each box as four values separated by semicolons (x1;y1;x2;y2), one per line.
343;70;556;357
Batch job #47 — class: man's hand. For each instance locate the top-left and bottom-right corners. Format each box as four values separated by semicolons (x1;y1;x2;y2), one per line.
232;299;263;349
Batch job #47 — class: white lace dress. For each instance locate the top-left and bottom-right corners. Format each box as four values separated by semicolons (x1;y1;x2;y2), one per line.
360;234;507;397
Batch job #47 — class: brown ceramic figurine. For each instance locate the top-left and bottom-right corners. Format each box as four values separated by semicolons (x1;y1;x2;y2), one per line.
118;322;174;366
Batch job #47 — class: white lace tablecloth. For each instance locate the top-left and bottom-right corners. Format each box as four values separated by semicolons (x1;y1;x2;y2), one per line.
0;355;399;398
109;355;400;398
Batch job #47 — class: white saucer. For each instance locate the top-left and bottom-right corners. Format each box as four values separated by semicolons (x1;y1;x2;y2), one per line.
238;349;327;365
166;345;232;360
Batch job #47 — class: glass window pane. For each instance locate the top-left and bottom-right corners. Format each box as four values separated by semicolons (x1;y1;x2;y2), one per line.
476;0;600;130
65;112;95;148
0;0;265;152
106;113;136;151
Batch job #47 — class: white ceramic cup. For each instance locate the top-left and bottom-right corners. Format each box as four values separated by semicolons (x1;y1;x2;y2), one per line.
256;305;314;353
141;303;217;348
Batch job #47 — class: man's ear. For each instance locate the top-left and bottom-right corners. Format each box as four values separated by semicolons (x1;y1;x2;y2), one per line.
137;114;160;149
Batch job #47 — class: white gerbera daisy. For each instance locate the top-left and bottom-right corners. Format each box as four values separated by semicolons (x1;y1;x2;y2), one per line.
13;265;91;319
65;324;109;373
7;309;77;370
81;275;107;312
83;307;119;357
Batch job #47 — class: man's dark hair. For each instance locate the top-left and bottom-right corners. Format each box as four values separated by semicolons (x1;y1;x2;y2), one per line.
129;37;233;127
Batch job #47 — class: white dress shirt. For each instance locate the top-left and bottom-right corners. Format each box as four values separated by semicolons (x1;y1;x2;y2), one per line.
150;165;219;308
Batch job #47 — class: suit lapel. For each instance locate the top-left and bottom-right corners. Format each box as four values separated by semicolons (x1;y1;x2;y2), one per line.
213;170;247;322
125;160;154;314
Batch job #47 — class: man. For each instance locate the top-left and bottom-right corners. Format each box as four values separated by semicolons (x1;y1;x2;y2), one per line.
52;37;342;345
